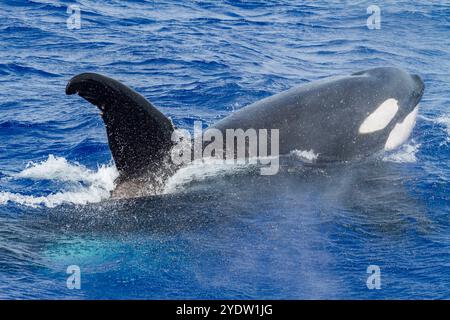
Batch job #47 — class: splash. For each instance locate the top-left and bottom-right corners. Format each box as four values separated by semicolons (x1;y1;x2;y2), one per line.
291;149;319;162
163;158;250;194
0;155;253;206
383;142;420;163
436;114;450;145
0;155;118;208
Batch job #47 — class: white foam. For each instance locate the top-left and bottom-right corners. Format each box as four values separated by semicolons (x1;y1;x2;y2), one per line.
436;114;450;145
0;155;118;208
383;141;420;163
163;158;249;194
291;149;319;162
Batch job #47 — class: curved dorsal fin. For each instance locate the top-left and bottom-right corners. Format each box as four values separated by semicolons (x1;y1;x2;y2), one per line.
66;73;174;177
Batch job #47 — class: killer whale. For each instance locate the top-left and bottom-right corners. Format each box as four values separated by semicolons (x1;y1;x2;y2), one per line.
66;67;424;198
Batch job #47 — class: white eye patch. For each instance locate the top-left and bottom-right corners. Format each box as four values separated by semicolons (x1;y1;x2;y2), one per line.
359;98;399;134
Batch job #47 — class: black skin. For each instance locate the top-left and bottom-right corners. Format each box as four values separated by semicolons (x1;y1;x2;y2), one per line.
66;67;424;188
212;67;424;161
66;73;175;179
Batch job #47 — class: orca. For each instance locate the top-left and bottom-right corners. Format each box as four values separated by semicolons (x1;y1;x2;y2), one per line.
66;67;424;198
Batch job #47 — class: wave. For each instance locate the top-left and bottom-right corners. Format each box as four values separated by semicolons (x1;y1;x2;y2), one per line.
0;63;59;78
0;155;118;208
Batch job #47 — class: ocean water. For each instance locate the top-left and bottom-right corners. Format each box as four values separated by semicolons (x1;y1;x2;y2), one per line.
0;0;449;299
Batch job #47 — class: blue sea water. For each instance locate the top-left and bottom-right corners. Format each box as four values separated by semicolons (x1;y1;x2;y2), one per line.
0;0;449;299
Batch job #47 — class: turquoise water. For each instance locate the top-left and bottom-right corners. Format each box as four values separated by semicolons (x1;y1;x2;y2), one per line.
0;0;449;299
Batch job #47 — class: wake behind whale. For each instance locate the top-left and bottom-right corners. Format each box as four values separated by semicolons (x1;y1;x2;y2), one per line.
0;142;420;208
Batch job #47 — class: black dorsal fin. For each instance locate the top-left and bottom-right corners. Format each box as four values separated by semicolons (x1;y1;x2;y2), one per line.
66;73;174;177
